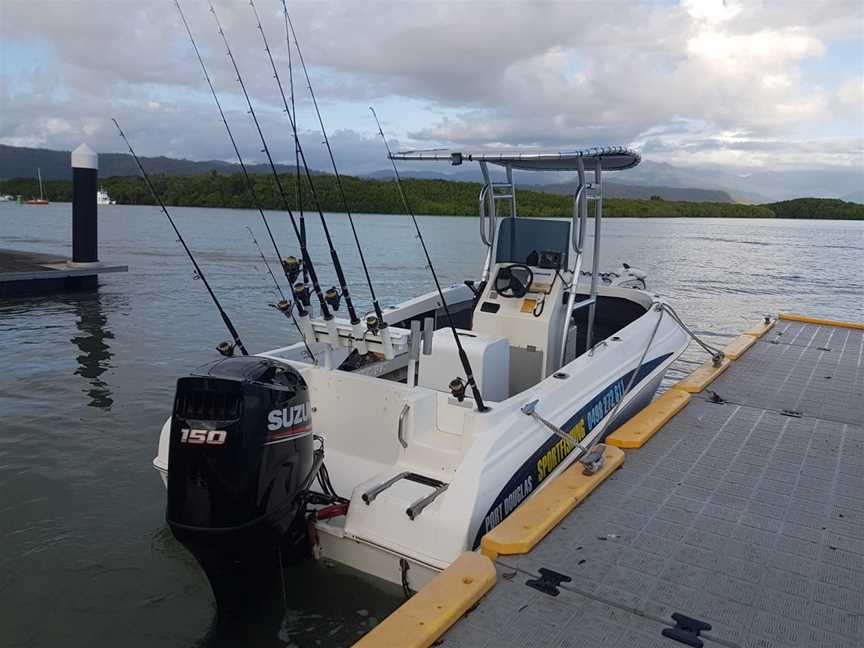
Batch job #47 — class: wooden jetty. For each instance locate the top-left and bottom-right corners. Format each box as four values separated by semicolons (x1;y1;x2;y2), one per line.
358;313;864;648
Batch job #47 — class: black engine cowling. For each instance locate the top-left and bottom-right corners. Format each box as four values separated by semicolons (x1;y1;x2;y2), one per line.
166;356;313;611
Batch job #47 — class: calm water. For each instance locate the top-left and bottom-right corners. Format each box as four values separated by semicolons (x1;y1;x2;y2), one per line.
1;203;862;647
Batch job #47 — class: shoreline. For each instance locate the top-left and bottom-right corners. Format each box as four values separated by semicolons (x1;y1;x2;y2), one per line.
2;175;862;220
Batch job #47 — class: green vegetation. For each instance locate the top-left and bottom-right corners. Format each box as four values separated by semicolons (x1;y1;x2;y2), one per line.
2;172;861;220
0;178;74;202
762;198;864;220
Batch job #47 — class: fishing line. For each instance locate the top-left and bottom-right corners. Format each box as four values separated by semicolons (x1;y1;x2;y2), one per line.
282;2;308;286
283;3;388;330
208;1;333;322
370;108;488;412
249;0;361;328
173;0;296;304
112;118;248;356
246;226;317;363
174;0;318;361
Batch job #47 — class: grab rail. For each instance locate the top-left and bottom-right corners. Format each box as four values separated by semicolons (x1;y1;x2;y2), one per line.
362;471;448;521
571;184;585;252
406;482;449;520
478;183;493;247
397;403;410;448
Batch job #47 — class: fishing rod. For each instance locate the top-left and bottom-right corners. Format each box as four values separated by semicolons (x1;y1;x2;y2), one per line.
248;0;362;331
283;2;387;331
370;108;488;413
283;4;307;287
246;226;316;363
207;2;333;326
112;118;248;357
173;0;312;353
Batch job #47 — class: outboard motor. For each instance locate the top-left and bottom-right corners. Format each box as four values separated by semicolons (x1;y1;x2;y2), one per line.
166;356;315;612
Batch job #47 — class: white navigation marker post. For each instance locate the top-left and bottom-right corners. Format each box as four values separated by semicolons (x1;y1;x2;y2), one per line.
71;143;99;266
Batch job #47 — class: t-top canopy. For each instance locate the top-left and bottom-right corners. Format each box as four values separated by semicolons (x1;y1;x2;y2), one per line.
390;146;640;171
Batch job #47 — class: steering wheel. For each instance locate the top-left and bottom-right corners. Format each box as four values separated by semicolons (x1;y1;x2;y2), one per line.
495;264;534;298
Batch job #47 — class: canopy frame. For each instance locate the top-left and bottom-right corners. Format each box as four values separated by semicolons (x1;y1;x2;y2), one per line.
390;146;641;359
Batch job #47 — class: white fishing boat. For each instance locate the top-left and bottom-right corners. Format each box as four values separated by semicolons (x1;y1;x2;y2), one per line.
152;147;695;609
96;187;116;205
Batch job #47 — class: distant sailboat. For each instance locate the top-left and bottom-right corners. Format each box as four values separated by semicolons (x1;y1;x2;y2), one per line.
25;168;49;205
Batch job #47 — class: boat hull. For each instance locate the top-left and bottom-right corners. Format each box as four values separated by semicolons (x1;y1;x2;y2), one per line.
154;285;690;591
311;304;686;587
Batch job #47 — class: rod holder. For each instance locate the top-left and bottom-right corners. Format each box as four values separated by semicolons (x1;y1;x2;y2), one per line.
422;317;434;355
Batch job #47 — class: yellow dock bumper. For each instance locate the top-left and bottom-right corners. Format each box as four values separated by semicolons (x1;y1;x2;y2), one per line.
745;319;775;338
672;357;731;393
353;552;496;648
480;445;625;561
723;334;758;360
607;390;691;449
779;313;864;330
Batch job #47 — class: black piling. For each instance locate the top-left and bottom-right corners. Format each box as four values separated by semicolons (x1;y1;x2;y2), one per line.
72;144;99;264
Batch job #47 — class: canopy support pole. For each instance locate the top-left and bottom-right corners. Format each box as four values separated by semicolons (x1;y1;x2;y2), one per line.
586;160;603;353
559;157;587;368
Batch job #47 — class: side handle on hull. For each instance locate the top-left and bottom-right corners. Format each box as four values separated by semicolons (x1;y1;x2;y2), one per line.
397;403;410;449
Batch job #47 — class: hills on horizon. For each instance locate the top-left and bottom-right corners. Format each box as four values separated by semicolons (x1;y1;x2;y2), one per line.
1;143;861;204
0;143;301;182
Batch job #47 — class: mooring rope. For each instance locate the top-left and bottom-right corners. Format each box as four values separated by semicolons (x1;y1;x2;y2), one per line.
582;303;666;454
659;302;725;363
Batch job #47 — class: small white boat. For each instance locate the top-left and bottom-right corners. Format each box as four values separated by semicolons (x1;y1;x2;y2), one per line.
96;187;116;205
153;147;691;609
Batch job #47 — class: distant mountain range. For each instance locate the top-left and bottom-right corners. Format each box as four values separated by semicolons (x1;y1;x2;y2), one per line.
0;144;300;181
364;169;732;202
515;181;732;202
2;143;861;203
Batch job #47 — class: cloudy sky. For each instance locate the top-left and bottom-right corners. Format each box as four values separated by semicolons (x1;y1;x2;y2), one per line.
1;0;862;179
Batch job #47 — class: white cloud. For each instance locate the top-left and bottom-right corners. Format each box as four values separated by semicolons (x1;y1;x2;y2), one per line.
0;0;861;178
838;77;864;108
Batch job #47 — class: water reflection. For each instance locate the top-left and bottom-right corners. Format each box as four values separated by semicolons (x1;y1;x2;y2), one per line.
193;561;401;647
70;291;115;409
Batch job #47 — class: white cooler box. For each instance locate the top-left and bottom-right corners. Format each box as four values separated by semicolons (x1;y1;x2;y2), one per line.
418;328;509;402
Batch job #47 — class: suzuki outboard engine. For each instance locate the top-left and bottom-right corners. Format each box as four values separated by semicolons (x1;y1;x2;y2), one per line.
166;356;314;611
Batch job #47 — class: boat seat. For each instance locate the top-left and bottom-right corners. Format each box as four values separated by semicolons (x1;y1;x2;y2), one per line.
417;328;509;402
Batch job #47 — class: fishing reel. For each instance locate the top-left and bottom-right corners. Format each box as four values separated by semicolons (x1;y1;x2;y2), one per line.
324;286;341;311
293;282;311;308
269;299;294;317
216;341;235;357
282;256;302;284
366;314;380;336
449;377;467;402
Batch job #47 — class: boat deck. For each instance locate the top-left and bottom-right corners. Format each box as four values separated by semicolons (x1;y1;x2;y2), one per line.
0;248;127;297
359;315;864;648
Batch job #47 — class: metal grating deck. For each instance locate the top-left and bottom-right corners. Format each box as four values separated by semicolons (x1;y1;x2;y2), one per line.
440;319;864;648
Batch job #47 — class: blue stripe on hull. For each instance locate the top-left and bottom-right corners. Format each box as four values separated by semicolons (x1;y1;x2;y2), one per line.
471;353;671;548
